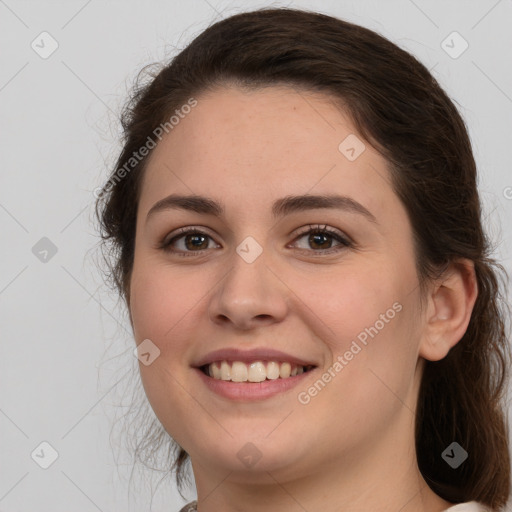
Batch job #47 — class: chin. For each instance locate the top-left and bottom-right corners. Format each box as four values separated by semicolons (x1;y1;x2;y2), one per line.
190;431;310;478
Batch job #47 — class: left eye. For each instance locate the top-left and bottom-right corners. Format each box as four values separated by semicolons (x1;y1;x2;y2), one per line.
159;225;351;256
290;225;352;253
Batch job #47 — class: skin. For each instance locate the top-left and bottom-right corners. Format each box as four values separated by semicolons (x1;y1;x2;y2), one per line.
128;85;478;512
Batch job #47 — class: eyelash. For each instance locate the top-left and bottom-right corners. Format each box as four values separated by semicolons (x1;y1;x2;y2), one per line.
159;224;353;258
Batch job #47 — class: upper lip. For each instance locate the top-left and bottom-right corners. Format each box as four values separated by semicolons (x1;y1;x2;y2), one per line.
192;348;318;368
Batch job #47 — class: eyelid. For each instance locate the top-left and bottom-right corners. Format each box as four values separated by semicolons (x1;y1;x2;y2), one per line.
291;224;351;242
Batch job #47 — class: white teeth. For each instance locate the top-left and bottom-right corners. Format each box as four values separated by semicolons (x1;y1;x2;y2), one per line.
247;361;266;382
279;362;291;379
231;361;248;382
205;360;311;382
211;362;221;379
266;361;280;380
220;361;231;381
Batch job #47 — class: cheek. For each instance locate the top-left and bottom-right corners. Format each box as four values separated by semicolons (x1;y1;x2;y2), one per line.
295;265;419;404
129;261;201;403
294;266;406;353
299;286;417;443
129;259;201;349
129;260;206;445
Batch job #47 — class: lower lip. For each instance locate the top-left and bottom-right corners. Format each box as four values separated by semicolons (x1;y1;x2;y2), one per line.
194;367;314;401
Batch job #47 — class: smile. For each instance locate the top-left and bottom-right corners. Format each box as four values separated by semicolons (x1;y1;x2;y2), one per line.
196;361;318;401
202;360;316;382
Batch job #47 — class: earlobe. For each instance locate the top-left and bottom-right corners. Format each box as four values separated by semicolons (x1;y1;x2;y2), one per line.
419;259;478;362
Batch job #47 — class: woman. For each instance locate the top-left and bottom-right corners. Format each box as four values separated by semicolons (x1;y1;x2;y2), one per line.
95;7;511;512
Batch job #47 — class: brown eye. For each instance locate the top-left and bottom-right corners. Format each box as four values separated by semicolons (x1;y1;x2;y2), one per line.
291;225;352;254
160;228;220;256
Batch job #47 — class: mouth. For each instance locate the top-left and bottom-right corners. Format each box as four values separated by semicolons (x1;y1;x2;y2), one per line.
192;347;318;400
200;360;317;383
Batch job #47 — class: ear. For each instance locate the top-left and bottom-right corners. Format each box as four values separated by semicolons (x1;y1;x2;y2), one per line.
419;258;478;362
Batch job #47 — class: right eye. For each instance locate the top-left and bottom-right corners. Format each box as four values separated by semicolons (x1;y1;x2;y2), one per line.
159;227;221;256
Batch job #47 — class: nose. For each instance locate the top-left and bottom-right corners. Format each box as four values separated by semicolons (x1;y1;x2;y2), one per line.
207;248;288;331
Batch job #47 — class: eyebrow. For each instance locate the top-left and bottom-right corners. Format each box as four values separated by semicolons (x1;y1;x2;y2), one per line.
145;193;377;224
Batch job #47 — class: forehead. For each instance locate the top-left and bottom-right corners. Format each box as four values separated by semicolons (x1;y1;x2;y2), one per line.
138;85;396;223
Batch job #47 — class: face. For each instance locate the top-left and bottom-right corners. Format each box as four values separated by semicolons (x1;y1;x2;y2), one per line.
129;85;427;482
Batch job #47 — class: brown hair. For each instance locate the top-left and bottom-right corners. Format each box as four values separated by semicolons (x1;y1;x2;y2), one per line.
95;7;511;509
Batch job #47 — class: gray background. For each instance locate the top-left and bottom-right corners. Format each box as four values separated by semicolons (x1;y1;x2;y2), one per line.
1;0;511;511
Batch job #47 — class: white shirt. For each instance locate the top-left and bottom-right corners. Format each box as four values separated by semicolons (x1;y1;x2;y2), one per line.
444;502;490;511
